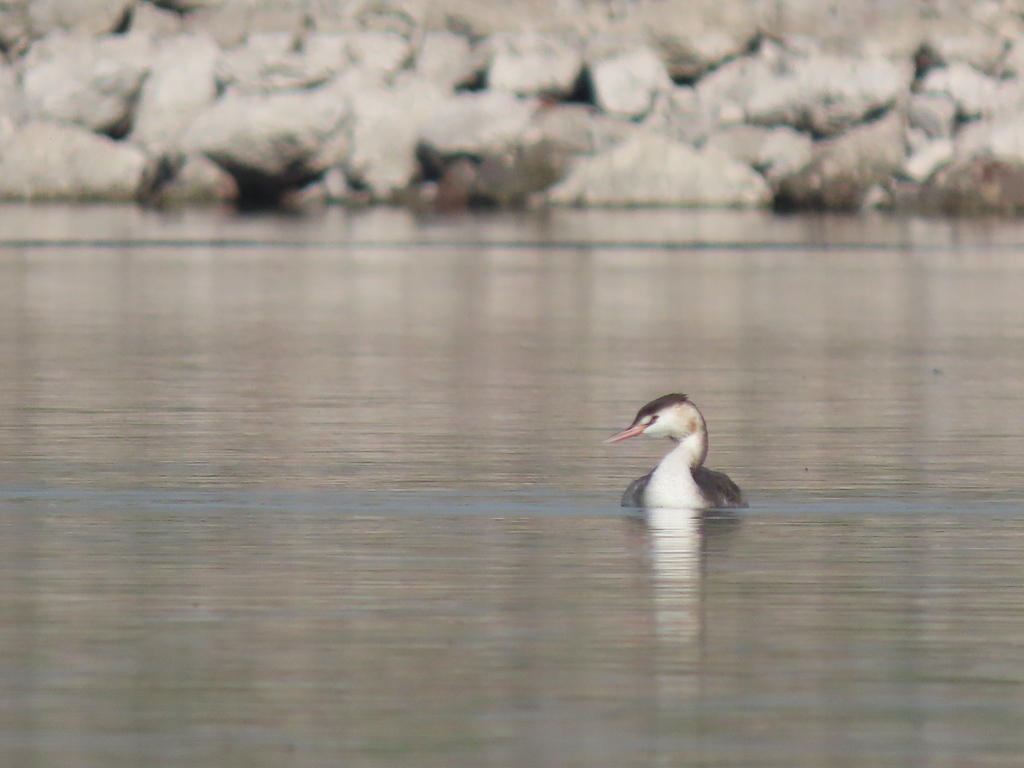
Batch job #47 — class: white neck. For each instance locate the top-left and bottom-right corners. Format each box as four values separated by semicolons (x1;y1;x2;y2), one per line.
645;438;708;509
673;428;707;470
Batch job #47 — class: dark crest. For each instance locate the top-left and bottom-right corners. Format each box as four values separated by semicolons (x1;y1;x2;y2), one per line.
632;393;689;425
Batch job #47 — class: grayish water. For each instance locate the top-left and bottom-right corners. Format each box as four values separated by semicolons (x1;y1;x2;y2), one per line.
1;205;1023;766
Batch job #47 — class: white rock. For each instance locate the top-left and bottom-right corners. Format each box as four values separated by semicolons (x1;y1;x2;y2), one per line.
21;31;154;135
414;31;472;91
130;34;219;154
746;54;911;136
182;85;351;183
216;32;311;93
987;79;1024;121
0;114;16;147
28;0;135;37
347;79;447;197
345;31;409;81
997;39;1024;79
957;117;1024;165
0;60;23;123
217;30;408;94
920;62;999;119
903;138;954;182
130;1;183;37
908;93;957;139
418;90;535;156
180;3;252;49
694;54;776;123
598;0;758;80
0;121;147;200
905;126;931;155
591;48;672;119
547;130;771;207
756;126;813;182
703;124;774;166
487;33;582;97
528;104;637;155
925;33;1008;73
643;86;720;145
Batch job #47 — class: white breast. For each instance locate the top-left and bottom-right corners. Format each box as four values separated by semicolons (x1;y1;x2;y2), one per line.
644;448;707;509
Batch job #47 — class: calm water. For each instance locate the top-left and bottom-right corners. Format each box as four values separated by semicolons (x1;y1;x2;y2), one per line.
1;205;1023;766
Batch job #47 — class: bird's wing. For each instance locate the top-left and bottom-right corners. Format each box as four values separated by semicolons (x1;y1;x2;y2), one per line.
693;466;747;509
620;470;653;508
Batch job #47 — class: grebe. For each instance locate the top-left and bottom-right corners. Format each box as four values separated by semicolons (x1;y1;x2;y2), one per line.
605;393;746;510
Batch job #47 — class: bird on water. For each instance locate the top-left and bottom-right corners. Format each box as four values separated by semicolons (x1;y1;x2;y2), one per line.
605;393;747;510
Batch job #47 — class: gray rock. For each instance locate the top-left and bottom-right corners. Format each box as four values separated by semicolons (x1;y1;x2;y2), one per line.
28;0;135;37
776;110;906;210
0;60;24;124
703;124;775;166
0;113;18;148
180;3;250;49
954;114;1024;165
591;0;758;80
547;130;771;208
349;2;425;38
0;3;29;53
346;79;447;198
152;153;239;205
21;31;154;136
0;0;138;52
921;156;1024;214
216;30;408;94
989;80;1024;122
130;1;184;38
591;47;672;120
414;31;473;91
757;0;1005;62
472;140;574;207
694;54;776;125
905;126;931;155
418;90;535;157
181;84;352;204
0;121;148;200
644;86;721;146
181;1;309;49
746;53;911;136
922;33;1009;74
756;126;813;183
996;39;1024;79
908;93;957;140
902;138;953;183
422;0;592;40
215;32;315;94
130;34;219;154
486;33;582;98
919;63;998;119
638;1;761;80
528;104;637;156
346;31;410;81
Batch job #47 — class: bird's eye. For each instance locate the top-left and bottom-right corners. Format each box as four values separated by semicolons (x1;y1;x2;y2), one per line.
647;415;658;425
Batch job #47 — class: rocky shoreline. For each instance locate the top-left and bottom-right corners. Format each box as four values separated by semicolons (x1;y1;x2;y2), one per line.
2;0;1024;213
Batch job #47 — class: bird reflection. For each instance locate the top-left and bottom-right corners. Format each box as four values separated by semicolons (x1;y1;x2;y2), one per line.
635;507;741;699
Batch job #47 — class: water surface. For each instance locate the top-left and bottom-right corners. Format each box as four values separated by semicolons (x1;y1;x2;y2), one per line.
0;206;1022;766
